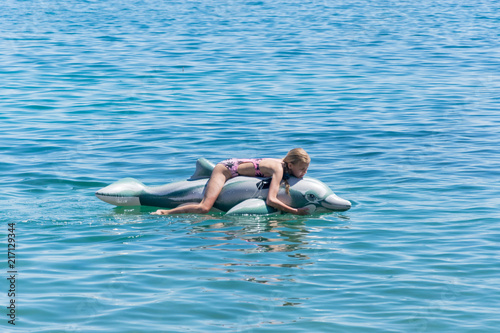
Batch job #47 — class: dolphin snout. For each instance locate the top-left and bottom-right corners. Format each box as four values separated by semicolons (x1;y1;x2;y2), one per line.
322;193;351;211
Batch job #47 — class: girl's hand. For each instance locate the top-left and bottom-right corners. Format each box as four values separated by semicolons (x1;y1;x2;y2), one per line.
296;205;315;215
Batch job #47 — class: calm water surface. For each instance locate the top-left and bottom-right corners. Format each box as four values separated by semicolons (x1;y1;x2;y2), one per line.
1;0;499;332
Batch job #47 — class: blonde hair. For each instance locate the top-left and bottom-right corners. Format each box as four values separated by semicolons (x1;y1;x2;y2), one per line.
283;148;310;165
282;148;310;194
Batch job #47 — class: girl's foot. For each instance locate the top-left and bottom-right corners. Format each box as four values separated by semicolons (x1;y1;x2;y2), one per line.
151;209;169;215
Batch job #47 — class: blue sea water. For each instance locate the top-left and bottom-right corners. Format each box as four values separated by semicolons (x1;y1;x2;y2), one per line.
1;0;500;331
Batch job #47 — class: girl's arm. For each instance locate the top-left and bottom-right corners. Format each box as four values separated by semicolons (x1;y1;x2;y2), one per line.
265;165;310;215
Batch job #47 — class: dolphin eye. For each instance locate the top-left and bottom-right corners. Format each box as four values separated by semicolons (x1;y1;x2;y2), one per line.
306;193;316;201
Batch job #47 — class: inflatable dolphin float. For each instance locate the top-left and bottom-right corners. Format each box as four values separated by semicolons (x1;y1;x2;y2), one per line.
95;158;351;215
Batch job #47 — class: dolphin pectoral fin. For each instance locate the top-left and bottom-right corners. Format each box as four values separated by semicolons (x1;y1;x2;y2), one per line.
225;199;278;216
190;158;216;180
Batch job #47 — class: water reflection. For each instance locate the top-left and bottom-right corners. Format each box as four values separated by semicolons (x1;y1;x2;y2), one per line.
188;216;311;254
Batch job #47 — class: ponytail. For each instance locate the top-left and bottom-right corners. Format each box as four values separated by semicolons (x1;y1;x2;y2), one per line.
282;148;310;195
282;163;291;195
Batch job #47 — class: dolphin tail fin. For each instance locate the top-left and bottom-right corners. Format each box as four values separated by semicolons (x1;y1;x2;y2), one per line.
95;178;146;206
190;158;215;180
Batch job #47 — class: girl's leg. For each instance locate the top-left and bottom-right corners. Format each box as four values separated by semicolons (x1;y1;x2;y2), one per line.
152;164;231;215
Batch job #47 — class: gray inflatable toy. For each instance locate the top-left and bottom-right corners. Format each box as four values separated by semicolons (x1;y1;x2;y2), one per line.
95;158;351;215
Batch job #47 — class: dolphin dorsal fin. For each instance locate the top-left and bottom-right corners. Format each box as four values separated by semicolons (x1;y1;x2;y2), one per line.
190;158;215;180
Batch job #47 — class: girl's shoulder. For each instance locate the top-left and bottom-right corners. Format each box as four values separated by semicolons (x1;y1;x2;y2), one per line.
260;158;283;169
261;158;282;163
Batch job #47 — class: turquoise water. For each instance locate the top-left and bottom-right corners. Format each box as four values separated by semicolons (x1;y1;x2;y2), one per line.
1;0;500;331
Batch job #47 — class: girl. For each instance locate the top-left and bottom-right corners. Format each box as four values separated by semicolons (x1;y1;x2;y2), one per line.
152;148;311;215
